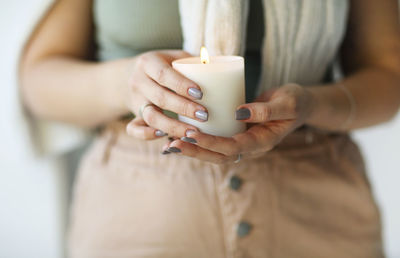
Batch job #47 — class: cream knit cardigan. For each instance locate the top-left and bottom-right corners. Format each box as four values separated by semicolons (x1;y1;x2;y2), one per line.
179;0;349;96
14;0;348;155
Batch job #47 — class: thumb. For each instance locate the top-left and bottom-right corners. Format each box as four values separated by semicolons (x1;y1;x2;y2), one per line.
235;100;296;123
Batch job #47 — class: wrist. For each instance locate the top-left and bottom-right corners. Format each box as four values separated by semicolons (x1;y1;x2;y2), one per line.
304;86;324;126
304;84;353;131
98;58;132;116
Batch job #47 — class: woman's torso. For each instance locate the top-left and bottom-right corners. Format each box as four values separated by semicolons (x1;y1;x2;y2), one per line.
66;2;383;257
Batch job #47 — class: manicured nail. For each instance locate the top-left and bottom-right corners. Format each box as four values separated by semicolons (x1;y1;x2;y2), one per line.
186;129;196;137
167;147;181;153
181;137;197;144
195;110;208;121
155;130;167;137
188;88;203;100
235;108;251;120
161;150;171;155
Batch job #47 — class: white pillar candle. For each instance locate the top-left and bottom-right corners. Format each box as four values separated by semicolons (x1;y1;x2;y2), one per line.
172;48;246;137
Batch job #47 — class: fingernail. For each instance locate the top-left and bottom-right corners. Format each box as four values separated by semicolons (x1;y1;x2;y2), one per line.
188;88;203;100
195;110;208;121
185;129;196;137
235;108;251;120
161;150;171;155
155;130;167;137
167;147;181;153
181;137;197;144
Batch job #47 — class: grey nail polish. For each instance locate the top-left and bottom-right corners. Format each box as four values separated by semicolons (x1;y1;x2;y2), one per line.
235;108;251;120
155;130;167;137
188;88;203;100
161;150;171;155
181;137;197;144
185;129;196;137
167;147;181;153
195;110;208;121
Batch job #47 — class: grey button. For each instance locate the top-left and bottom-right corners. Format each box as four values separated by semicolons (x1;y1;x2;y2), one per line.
237;221;252;237
229;175;242;191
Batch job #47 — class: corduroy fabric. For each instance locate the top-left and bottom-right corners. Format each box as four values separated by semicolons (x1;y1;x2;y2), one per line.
67;122;383;258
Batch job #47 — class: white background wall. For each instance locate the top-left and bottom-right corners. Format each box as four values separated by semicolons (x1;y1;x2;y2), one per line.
0;1;66;258
354;117;400;257
0;1;399;258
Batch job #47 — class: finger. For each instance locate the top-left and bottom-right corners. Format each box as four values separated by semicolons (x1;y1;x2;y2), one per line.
139;75;208;122
156;50;193;62
254;89;277;102
184;124;285;155
142;104;199;137
142;53;203;100
235;100;296;123
232;124;281;153
182;130;242;157
126;117;158;140
164;140;232;164
126;117;167;140
185;125;272;156
160;141;172;155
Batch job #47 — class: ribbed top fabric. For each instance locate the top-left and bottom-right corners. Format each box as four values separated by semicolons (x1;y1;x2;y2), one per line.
93;0;264;59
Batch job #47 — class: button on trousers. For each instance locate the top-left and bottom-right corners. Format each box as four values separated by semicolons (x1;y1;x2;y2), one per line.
67;122;383;258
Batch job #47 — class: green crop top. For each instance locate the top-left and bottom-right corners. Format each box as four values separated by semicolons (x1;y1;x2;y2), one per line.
93;0;264;101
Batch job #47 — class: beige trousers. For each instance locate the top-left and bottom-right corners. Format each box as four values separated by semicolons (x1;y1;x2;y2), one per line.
68;122;383;258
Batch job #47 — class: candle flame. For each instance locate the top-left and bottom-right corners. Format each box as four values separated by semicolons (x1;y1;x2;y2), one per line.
200;46;209;64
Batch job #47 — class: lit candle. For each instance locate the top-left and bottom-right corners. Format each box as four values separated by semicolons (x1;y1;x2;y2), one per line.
172;47;246;137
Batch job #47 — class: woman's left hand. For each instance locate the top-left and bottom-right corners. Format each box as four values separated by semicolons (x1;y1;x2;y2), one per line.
163;83;317;164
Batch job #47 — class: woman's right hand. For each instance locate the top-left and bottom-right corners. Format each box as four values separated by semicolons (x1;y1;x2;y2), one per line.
124;50;207;140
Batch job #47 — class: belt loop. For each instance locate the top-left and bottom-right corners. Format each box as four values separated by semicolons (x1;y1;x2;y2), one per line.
327;137;339;162
101;126;119;165
322;131;342;162
304;126;314;145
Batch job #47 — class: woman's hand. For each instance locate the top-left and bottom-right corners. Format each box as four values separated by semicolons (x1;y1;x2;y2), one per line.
125;50;207;139
162;84;316;163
